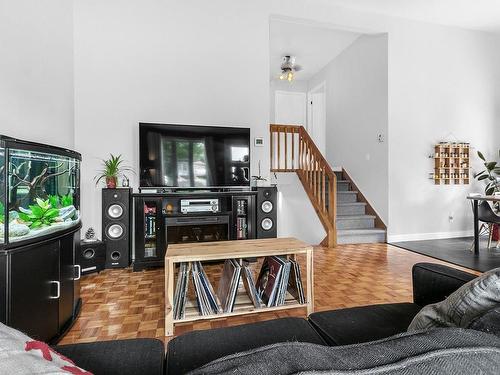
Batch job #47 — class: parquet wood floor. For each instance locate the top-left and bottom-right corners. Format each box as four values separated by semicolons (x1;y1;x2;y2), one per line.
59;243;479;346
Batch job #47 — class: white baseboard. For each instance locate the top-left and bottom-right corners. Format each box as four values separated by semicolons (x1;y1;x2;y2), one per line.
387;230;473;243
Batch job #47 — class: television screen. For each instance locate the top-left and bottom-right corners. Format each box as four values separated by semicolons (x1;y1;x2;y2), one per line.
139;123;250;188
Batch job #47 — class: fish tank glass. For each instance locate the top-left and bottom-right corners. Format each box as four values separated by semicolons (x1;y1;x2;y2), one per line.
0;137;81;246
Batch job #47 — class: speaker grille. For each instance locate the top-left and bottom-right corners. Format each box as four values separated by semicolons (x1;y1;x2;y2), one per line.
107;223;124;239
261;218;274;231
107;203;124;219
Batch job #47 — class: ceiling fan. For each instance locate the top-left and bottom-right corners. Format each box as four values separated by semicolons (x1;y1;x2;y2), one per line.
279;55;302;82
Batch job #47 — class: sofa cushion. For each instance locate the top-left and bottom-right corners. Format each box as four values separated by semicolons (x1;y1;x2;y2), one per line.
187;328;500;375
55;338;165;375
309;303;421;345
412;263;476;307
408;267;500;331
469;306;500;337
166;317;325;375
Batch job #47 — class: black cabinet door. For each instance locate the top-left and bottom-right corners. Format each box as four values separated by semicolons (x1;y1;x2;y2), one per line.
10;241;59;341
134;197;165;262
59;233;76;332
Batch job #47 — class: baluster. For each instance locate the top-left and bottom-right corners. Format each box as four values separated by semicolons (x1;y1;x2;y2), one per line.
285;126;288;170
322;168;326;211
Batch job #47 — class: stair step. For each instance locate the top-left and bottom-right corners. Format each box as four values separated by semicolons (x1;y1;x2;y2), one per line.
336;215;375;230
336;180;350;191
337;191;358;203
337;202;366;215
337;228;386;244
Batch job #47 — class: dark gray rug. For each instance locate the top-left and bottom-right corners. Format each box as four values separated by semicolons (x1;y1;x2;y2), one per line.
390;237;500;273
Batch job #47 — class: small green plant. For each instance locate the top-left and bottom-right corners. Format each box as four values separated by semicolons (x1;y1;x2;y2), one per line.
60;194;73;207
0;201;4;224
19;198;60;229
94;154;134;188
48;194;74;208
48;194;60;209
475;150;500;195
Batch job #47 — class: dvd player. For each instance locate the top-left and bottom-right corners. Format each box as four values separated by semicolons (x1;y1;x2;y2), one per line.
180;198;219;213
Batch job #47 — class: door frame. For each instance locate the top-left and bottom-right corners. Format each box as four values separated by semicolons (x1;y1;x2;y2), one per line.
307;81;326;152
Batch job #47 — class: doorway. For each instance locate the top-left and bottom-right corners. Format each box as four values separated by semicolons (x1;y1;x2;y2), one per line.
307;82;326;154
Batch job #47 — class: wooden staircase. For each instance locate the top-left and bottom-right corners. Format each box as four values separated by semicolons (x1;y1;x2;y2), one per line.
270;124;337;248
270;124;386;248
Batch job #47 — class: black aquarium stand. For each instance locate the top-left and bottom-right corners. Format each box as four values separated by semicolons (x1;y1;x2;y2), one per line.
0;227;82;344
132;190;257;271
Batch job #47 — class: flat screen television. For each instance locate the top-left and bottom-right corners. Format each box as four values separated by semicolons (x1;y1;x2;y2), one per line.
139;123;250;188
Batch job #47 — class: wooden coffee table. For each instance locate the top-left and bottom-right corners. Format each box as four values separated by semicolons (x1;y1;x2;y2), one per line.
164;237;314;336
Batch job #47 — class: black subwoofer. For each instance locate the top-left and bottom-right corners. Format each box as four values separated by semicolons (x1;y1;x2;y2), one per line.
256;186;278;239
102;188;132;268
78;241;105;275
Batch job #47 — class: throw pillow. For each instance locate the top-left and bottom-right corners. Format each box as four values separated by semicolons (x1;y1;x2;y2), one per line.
408;267;500;331
0;322;92;375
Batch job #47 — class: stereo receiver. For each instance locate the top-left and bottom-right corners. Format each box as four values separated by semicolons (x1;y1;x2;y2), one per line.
180;199;219;213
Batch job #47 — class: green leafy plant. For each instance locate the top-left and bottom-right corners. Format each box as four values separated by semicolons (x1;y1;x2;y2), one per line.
18;198;60;229
48;194;74;208
48;194;60;209
475;150;500;195
0;201;4;224
60;194;73;207
94;154;134;188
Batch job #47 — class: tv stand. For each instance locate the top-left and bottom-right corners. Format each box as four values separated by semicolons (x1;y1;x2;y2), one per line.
132;189;258;271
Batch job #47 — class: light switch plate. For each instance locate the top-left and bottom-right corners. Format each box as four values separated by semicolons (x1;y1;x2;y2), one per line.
254;137;264;147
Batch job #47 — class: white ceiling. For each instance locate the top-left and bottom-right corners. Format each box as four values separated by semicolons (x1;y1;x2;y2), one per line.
326;0;500;33
270;20;361;81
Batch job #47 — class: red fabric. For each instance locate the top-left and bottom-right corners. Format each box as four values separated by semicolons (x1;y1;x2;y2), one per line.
493;224;499;241
61;365;93;375
25;340;92;375
25;341;54;361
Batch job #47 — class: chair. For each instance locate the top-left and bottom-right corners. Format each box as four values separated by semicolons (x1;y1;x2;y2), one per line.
470;201;500;251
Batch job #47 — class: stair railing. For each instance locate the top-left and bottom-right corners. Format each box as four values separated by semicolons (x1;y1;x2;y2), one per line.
270;124;337;247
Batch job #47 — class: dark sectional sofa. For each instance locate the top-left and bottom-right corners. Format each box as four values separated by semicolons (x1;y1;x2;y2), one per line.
55;262;498;375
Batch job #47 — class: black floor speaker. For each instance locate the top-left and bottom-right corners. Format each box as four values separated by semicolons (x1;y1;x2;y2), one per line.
256;186;278;239
102;188;132;268
78;241;106;275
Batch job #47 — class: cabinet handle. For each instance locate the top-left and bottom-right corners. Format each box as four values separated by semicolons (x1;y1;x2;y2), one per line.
50;281;60;299
74;265;81;281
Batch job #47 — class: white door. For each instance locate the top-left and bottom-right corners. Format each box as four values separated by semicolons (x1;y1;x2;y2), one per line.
307;83;326;154
275;91;307;126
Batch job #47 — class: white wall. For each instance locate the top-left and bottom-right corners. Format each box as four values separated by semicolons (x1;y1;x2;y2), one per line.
386;22;500;241
73;0;500;242
74;0;269;237
0;0;74;148
308;34;389;223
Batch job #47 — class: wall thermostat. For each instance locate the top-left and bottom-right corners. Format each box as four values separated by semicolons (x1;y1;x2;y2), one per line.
254;137;264;147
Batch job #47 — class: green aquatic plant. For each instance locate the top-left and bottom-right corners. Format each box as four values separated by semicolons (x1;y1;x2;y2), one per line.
48;194;60;209
0;201;4;224
60;194;73;207
18;198;60;229
48;194;73;208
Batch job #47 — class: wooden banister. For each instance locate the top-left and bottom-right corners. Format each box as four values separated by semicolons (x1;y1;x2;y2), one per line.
270;124;337;248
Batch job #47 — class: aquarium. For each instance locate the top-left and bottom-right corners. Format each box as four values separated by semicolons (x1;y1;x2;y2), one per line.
0;136;81;246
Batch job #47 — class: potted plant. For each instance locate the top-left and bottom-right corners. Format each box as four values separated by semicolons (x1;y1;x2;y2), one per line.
94;154;133;189
474;150;500;242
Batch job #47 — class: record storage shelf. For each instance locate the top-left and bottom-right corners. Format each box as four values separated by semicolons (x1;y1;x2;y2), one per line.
164;238;314;336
